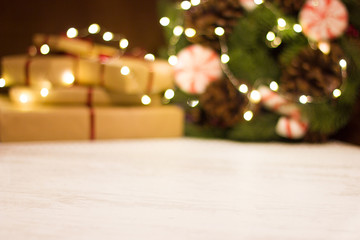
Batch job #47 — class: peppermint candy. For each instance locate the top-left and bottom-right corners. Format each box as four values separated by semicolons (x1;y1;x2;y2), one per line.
174;44;222;94
299;0;349;42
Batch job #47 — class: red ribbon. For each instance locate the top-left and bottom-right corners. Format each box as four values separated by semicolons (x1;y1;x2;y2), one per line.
87;87;95;140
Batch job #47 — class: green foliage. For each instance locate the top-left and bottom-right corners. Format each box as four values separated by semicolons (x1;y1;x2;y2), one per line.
158;0;360;142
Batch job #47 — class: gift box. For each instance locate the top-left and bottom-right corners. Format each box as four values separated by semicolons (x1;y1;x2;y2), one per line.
32;33;120;58
1;55;174;94
0;96;184;142
9;86;163;106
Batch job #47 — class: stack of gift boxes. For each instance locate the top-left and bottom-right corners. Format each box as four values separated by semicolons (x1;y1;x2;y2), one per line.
0;33;184;142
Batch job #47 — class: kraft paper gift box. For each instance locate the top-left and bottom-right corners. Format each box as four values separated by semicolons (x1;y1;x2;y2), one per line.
0;96;184;142
1;55;174;94
32;33;120;58
9;86;163;106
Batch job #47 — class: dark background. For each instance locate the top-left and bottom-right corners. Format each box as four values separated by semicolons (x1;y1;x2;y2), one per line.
0;0;166;58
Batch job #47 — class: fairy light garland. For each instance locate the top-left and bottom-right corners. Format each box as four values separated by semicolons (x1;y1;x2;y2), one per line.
159;0;349;122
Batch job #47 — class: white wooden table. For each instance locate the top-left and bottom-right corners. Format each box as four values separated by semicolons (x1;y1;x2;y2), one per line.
1;138;360;239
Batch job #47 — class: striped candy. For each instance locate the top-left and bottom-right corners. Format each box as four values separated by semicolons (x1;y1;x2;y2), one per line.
299;0;348;42
174;44;222;94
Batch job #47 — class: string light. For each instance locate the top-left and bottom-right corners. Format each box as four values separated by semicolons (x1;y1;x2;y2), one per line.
243;110;254;121
141;95;151;105
168;55;178;66
266;31;276;41
164;89;175;100
181;1;192;10
103;32;114;41
239;84;248;94
40;88;49;97
254;0;263;5
66;27;78;38
293;24;302;33
271;37;282;48
269;81;279;91
221;54;230;64
318;41;331;55
62;71;75;85
214;27;225;36
88;23;101;34
19;93;30;104
144;53;155;61
250;90;262;103
40;44;50;55
191;0;201;6
184;28;196;37
159;17;170;27
299;95;309;104
173;26;184;36
187;99;199;107
333;89;342;98
339;59;347;69
119;38;129;49
0;78;5;88
277;18;287;30
120;66;130;75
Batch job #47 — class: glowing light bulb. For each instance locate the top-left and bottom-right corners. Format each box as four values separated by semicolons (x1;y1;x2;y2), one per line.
277;18;287;30
164;89;175;100
191;0;201;6
333;89;342;98
119;38;129;49
293;24;302;33
66;28;78;38
339;59;347;69
62;72;75;85
168;55;178;66
318;41;331;55
269;81;279;91
266;31;276;41
185;28;196;37
40;44;50;55
187;99;199;107
159;17;170;27
173;26;184;36
181;1;192;10
0;78;5;88
299;95;308;104
250;90;262;103
214;27;225;36
239;84;248;94
121;66;130;75
19;93;30;104
40;88;49;97
254;0;263;5
221;54;230;64
144;53;155;61
243;110;254;121
271;37;282;48
103;32;114;41
88;23;100;34
141;95;151;105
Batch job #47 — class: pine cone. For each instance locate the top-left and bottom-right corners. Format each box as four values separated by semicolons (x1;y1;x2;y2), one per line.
267;0;306;15
196;78;248;128
280;44;345;99
184;0;243;49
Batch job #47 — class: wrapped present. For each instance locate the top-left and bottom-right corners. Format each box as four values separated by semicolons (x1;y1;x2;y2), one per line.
32;34;120;58
9;86;163;106
1;55;174;94
0;96;184;142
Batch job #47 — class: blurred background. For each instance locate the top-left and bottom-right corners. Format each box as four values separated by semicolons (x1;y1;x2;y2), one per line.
0;0;166;58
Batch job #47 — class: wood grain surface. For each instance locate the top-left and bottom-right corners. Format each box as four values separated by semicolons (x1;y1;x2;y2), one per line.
1;138;360;239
